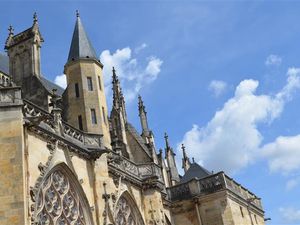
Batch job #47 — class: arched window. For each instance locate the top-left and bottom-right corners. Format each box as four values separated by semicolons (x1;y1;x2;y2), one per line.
115;192;145;225
33;164;94;225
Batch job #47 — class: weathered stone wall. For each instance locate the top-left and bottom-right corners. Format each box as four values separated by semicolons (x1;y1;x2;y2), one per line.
25;127;170;225
0;89;25;225
170;190;265;225
228;197;265;225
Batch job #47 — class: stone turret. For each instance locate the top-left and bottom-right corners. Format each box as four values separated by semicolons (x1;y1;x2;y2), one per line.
181;143;191;173
164;132;180;185
64;11;110;147
5;12;43;85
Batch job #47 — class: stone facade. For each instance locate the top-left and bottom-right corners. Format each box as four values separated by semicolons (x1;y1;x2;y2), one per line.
0;13;265;225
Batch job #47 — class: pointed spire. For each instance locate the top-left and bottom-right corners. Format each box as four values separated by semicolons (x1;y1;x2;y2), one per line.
181;143;191;172
67;12;98;62
111;67;127;122
181;143;187;159
164;132;180;185
138;95;146;114
138;95;150;138
112;67;123;108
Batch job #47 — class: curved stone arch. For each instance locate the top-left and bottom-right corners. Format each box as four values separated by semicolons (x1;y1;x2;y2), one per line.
114;191;145;225
33;163;94;225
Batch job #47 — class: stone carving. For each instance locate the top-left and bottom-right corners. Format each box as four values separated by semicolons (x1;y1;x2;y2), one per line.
84;134;101;147
115;196;142;225
138;165;152;177
33;169;92;225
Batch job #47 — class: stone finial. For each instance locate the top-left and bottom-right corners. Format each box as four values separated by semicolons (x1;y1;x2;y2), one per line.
112;67;118;84
33;12;38;24
138;95;146;114
164;132;170;149
76;10;80;18
192;157;195;163
8;25;14;36
181;143;185;152
181;143;188;159
50;89;60;109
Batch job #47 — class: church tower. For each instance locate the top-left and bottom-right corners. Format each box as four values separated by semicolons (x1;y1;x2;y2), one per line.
64;12;110;147
5;13;43;85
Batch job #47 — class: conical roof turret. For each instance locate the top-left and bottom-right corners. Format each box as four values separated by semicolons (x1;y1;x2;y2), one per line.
67;11;98;62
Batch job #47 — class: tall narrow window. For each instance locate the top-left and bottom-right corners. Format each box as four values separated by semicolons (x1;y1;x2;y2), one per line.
98;76;102;90
75;83;79;97
254;215;258;224
240;206;244;217
78;115;83;130
91;108;97;124
87;77;93;91
102;107;106;124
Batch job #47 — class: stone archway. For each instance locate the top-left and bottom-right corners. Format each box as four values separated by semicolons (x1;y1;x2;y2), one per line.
114;191;145;225
33;163;94;225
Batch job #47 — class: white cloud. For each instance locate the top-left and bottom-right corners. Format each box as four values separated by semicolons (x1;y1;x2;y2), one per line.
208;80;227;97
179;68;300;174
279;207;300;223
262;135;300;175
286;178;299;191
54;74;67;89
100;46;163;103
135;43;147;54
265;54;282;66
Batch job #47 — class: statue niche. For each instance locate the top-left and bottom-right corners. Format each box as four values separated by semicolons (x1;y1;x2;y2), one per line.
33;163;94;225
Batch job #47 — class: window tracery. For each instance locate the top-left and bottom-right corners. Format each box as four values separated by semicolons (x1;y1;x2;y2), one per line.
34;167;92;225
115;195;144;225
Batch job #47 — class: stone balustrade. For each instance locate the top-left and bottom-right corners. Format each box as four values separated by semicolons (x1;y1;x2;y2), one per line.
167;172;263;210
23;100;103;149
108;154;164;183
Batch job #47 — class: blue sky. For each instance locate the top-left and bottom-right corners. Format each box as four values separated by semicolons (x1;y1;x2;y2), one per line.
1;1;300;224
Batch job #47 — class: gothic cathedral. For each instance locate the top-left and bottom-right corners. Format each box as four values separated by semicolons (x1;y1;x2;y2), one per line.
0;13;265;225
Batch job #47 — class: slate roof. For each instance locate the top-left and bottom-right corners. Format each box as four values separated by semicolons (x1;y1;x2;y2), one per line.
126;123;152;158
180;163;212;184
40;76;64;96
68;16;98;62
0;53;9;75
